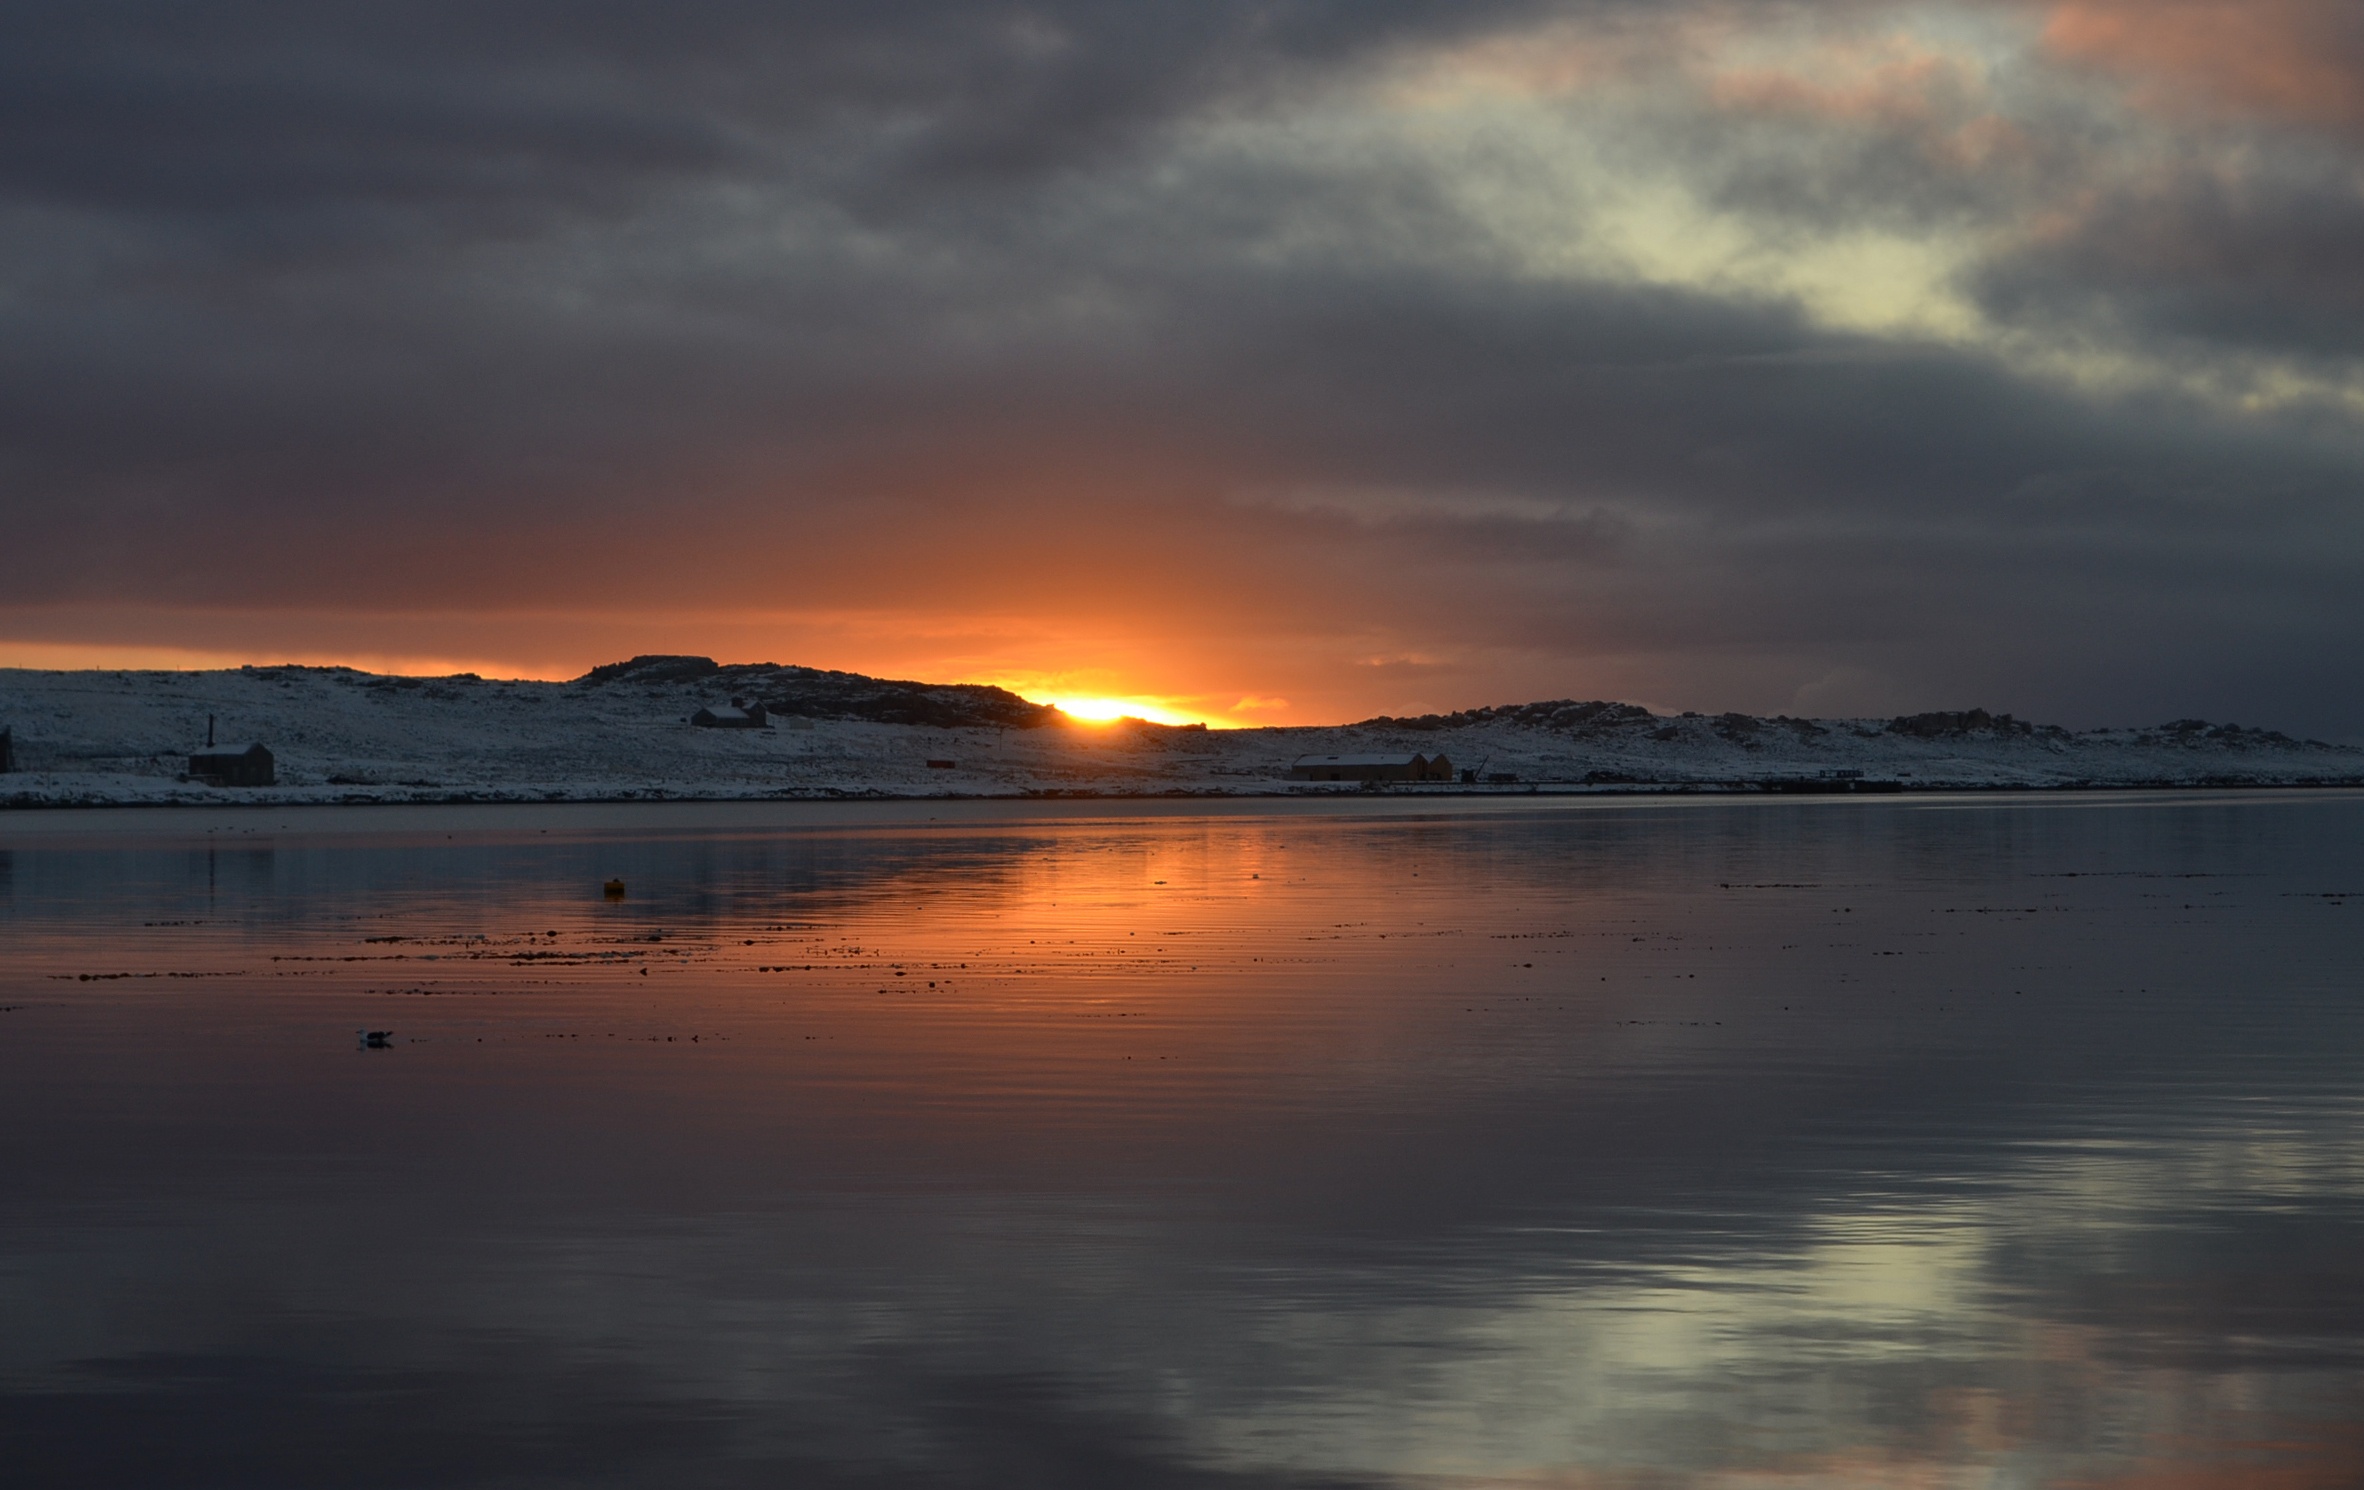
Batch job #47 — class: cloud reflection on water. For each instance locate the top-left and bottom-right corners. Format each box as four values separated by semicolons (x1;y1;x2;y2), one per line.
1;795;2361;1486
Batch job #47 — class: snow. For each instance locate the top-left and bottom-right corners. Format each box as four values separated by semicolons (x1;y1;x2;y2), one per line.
2;664;2359;808
1292;754;1432;767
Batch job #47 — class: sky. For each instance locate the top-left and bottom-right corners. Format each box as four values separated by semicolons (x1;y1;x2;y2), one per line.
4;1;2362;731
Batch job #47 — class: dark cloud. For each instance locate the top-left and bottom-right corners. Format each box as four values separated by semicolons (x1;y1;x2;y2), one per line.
3;1;2364;729
0;2;1555;210
1971;166;2364;362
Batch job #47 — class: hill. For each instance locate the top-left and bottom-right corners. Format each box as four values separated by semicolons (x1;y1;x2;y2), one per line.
1;660;2358;806
576;655;1060;729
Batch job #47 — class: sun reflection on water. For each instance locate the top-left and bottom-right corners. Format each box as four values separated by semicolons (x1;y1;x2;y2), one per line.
4;796;2362;1485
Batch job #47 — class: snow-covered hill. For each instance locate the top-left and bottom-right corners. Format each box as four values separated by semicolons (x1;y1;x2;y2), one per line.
3;657;2358;807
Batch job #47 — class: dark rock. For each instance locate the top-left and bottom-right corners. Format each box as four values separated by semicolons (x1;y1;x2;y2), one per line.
574;656;1059;728
578;655;723;686
1356;699;1657;734
1887;709;2033;739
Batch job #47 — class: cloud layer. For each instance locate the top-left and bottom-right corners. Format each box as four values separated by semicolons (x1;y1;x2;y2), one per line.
4;1;2362;728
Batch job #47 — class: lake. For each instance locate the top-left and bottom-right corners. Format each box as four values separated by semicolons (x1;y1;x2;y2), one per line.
3;792;2361;1487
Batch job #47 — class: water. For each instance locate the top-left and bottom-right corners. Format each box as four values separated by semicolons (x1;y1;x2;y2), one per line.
3;792;2361;1487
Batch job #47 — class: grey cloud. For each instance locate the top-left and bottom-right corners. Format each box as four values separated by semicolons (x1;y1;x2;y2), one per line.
0;2;1559;214
3;2;2364;731
1971;163;2364;363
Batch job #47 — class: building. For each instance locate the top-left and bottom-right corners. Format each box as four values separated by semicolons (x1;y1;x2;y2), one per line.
0;725;12;773
188;742;275;787
691;699;770;728
1288;752;1454;783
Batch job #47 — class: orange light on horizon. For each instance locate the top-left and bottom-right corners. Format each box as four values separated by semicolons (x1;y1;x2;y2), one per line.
979;666;1260;727
0;635;1306;727
0;640;567;680
1042;696;1216;728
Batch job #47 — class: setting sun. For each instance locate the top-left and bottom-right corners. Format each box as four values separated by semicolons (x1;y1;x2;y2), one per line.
1042;695;1212;727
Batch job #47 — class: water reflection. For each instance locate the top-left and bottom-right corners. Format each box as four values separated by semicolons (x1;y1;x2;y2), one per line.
2;794;2361;1487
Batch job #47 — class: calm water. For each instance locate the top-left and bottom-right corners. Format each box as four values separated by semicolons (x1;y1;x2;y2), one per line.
3;792;2362;1488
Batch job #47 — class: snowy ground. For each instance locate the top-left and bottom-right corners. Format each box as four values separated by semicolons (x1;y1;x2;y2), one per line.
4;663;2360;808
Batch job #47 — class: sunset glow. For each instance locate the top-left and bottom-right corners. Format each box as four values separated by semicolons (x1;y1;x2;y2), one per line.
10;3;2364;1482
0;640;561;681
7;1;2364;730
1039;695;1218;728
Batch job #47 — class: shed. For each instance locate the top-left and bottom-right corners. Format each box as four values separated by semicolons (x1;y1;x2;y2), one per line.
189;742;275;787
1288;752;1452;783
691;699;770;728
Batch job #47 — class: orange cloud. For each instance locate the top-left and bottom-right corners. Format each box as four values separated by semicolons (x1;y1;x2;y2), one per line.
1707;34;2028;171
1710;43;1976;128
2043;0;2364;130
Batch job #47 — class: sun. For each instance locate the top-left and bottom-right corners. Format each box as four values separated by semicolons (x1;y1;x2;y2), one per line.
981;671;1241;727
1044;696;1207;727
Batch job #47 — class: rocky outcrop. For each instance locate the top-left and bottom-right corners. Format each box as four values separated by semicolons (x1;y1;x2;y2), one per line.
575;656;1060;729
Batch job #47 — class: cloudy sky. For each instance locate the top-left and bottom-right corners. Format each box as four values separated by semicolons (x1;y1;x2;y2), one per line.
4;1;2362;729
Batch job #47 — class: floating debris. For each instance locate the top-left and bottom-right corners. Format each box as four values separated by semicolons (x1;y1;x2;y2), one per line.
357;1029;395;1049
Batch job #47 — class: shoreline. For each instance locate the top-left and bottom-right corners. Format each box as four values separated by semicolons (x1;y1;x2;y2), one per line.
8;783;2363;846
11;775;2364;815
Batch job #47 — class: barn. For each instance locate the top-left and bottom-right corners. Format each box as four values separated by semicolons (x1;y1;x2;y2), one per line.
691;699;770;728
1287;752;1453;783
188;742;275;787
